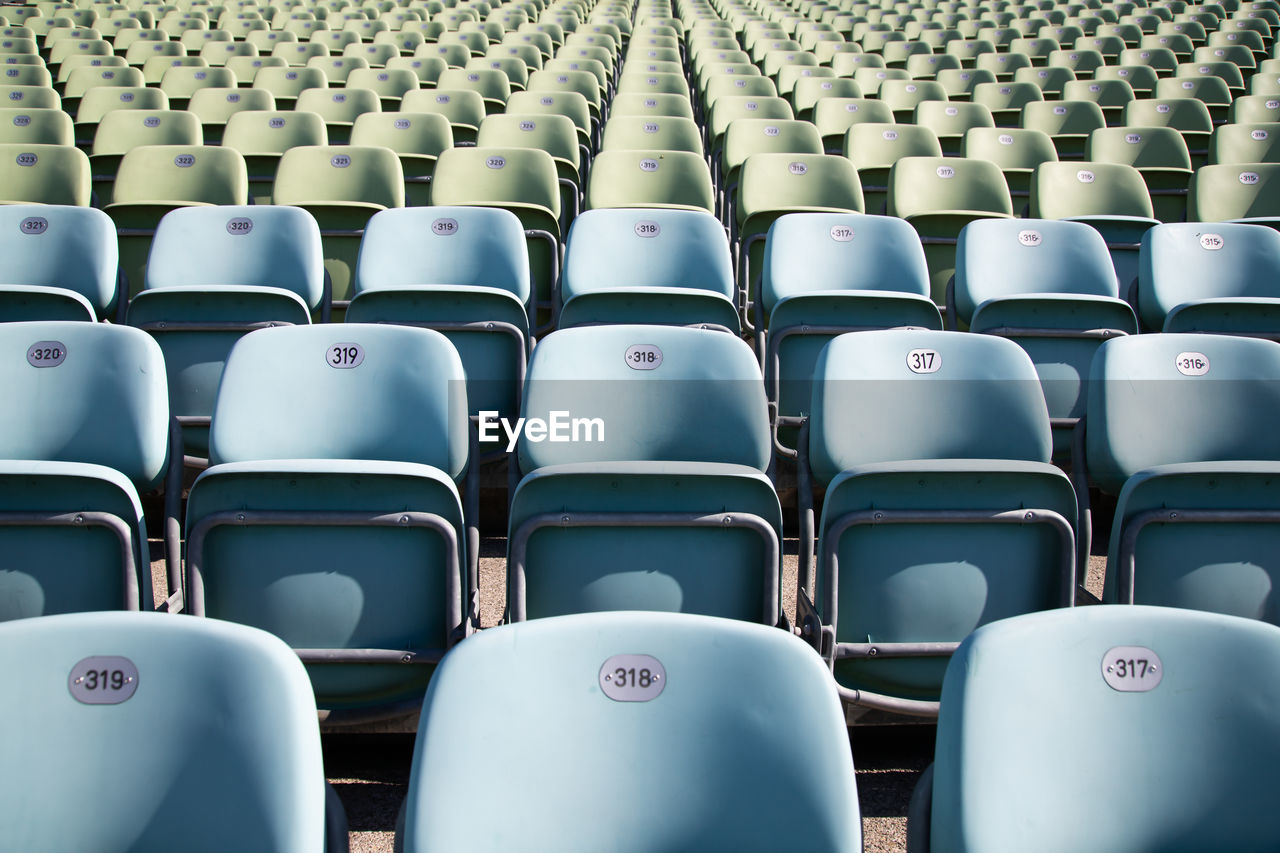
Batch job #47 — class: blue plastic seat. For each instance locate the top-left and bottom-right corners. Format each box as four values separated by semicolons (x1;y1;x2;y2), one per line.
1139;221;1280;335
398;611;861;853
0;204;119;322
127;205;325;462
797;329;1077;715
183;323;474;723
760;213;942;455
347;205;531;470
954;218;1138;469
0;321;178;620
507;324;782;625
0;611;345;853
910;606;1280;853
1084;332;1280;617
558;207;738;331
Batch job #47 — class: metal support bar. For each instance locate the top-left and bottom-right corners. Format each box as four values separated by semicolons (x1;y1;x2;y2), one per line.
526;226;562;337
295;648;444;664
794;417;815;599
1065;416;1091;583
1117;507;1280;604
835;685;943;717
134;320;295;333
507;510;781;626
0;511;138;610
163;416;185;609
184;510;462;653
981;326;1130;340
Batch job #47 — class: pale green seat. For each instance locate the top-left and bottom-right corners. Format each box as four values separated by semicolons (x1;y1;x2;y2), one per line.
1020;99;1107;160
252;64;327;110
505;88;594;150
1211;121;1280;163
1063;77;1137;125
348;205;530;464
222;110;328;205
273;144;403;315
271;41;329;68
295;85;379;143
0;107;72;145
558;207;737;331
601;113;702;155
585;148;714;215
1014;63;1079;97
0;142;89;205
306;54;370;87
1086;125;1194;221
797;329;1076;714
1085;333;1280;613
431;146;559;332
346;67;419;111
199;40;258;68
721;118;824;221
0;84;58;112
62;64;144;118
400;87;486;145
104;144;247;299
397;611;861;853
1125;96;1215;166
1095;63;1161;97
1138;221;1280;334
972;80;1043;127
608;90;694;121
127;205;324;459
158;64;235;111
887;155;1014;305
225;56;286;85
0;204;117;320
1030;161;1159;297
1188;162;1280;228
476;112;582;229
761;212;941;456
736;153;865;336
184;323;472;722
437;66;510;114
954;218;1137;469
1156;74;1233;123
936;67;998;100
706;94;794;171
961;126;1058;208
350;111;451;207
507;325;783;625
813;97;892;153
89;109;203;206
0;322;175;619
72;85;168;147
911;606;1280;852
791;75;862;121
0;61;50;88
0;611;343;852
913;99;994;155
386;55;447;87
186;87;274;145
846;124;945;216
877;77;947;123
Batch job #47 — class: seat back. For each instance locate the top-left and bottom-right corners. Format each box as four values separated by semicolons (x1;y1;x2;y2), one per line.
109;144;247;206
0;204;118;319
927;606;1280;853
1029;160;1155;218
1189;163;1280;221
0;611;327;853
399;612;861;853
585;149;714;213
0;142;89;205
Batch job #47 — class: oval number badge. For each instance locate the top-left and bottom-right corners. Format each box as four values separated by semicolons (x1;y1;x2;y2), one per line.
1101;646;1163;692
907;348;941;374
624;344;662;370
599;654;665;702
68;656;139;705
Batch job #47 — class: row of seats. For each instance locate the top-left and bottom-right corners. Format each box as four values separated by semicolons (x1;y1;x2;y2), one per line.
12;602;1280;850
4;311;1280;717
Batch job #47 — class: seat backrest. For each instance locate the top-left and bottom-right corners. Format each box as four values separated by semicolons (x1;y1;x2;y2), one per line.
0;321;169;491
354;205;530;303
91;108;202;154
208;324;468;478
1188;162;1280;220
584;149;714;213
0;107;73;145
1029;160;1154;218
399;611;861;853
295;85;381;121
1087;124;1192;168
222;109;328;153
1086;332;1280;492
887;156;1014;218
110;144;247;205
0;143;90;205
954;218;1119;322
808;329;1052;485
0;204;118;317
146;205;325;310
962;126;1059;169
273;144;404;208
519;324;769;473
0;611;326;853
350;111;452;156
1020;99;1107;136
561;207;733;304
1211;122;1280;164
187;86;276;124
844;123;944;167
930;606;1280;853
761;212;931;313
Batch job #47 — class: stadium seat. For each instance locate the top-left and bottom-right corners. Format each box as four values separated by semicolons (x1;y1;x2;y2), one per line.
812;97;893;153
222;110;327;206
972;80;1043;128
558;207;737;331
1021;99;1107;160
0;107;72;146
251;65;327;111
104;144;248;300
350;112;451;208
1086;125;1194;221
127;205;324;461
186;87;275;145
914;101;995;157
507;324;782;624
585;147;715;215
909;606;1280;853
347;205;530;468
1085;333;1280;612
0;611;345;852
400;87;486;146
887;156;1015;305
0;321;177;619
0;204;118;322
1210;122;1280;164
1188;162;1280;228
761;212;942;456
89;109;203;206
397;611;861;853
961;126;1058;209
796;329;1076;714
1030;161;1159;298
0;142;89;206
844;124;944;216
1139;221;1280;334
183;323;473;722
295;86;380;144
1125;97;1215;167
158;64;236;111
476;112;583;229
